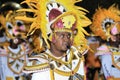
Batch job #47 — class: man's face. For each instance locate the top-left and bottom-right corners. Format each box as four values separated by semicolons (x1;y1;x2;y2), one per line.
52;32;72;52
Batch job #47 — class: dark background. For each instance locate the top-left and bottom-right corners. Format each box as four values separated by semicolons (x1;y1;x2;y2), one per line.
1;0;120;32
1;0;120;18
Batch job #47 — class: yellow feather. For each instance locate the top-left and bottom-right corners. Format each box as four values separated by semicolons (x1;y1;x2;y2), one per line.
18;0;91;51
90;4;120;40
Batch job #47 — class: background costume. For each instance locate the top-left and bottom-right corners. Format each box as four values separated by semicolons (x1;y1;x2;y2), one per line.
90;4;120;80
0;2;32;80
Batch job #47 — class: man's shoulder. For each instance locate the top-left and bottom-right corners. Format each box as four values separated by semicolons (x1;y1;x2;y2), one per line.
23;52;50;73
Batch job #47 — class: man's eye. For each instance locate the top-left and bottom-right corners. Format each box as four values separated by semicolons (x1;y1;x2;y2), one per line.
67;33;71;38
67;35;71;38
60;34;64;38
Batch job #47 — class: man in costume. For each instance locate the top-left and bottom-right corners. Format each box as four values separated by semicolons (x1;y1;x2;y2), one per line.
0;2;32;80
90;4;120;80
17;0;91;80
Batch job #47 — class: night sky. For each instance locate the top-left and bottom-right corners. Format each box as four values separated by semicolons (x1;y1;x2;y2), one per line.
1;0;120;18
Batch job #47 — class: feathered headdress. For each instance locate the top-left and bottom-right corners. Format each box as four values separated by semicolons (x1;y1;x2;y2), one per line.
0;15;6;30
16;0;91;51
90;4;120;40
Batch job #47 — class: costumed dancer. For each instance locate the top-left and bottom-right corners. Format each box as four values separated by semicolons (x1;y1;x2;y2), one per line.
0;2;23;80
0;2;32;80
90;4;120;80
17;0;92;80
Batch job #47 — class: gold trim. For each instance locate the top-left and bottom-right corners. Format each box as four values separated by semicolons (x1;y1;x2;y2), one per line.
24;63;50;70
7;45;27;74
7;46;29;59
112;52;120;70
110;46;120;70
6;77;14;80
8;54;26;74
54;59;82;76
45;49;74;65
50;69;55;80
6;76;24;80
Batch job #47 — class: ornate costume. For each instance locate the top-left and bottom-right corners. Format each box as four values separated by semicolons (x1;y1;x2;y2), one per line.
23;46;85;80
0;2;32;80
90;4;120;80
17;0;91;80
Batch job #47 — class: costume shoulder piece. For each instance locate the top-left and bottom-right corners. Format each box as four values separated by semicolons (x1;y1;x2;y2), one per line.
23;46;85;78
95;44;112;56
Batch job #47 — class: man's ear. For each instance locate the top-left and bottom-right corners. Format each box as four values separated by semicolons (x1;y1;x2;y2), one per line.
52;34;56;43
73;29;78;35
